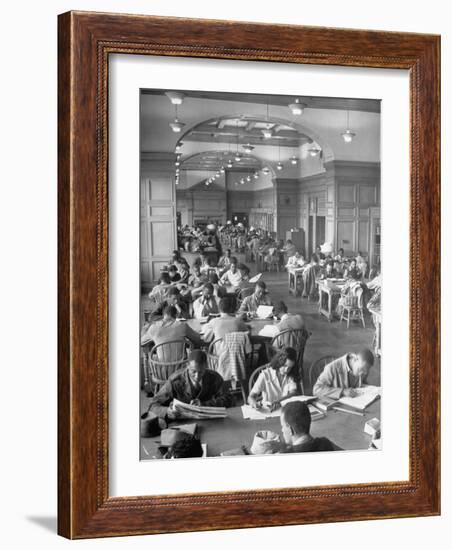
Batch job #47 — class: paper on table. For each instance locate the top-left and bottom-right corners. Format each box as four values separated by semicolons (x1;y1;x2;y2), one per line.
256;305;274;319
241;405;281;420
258;324;280;338
249;273;262;283
338;385;381;411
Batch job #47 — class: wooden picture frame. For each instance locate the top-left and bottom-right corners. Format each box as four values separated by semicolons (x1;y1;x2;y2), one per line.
58;11;440;539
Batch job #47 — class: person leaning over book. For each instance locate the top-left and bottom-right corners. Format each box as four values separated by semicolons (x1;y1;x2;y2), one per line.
248;348;301;412
280;401;341;452
313;349;375;399
148;350;231;422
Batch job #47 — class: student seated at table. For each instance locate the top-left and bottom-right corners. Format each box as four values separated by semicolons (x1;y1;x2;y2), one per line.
148;350;231;421
286;252;305;269
202;297;249;343
248;348;301;412
150;286;190;321
313;348;375;398
280;401;341;452
167;264;182;284
319;261;338;279
343;259;362;280
141;305;202;349
217;248;232;275
187;265;209;299
282;239;296;258
334;248;345;262
237;281;272;317
219;257;243;287
302;254;321;298
333;260;344;277
273;301;306;332
194;252;212;273
193;283;219;319
148;272;172;304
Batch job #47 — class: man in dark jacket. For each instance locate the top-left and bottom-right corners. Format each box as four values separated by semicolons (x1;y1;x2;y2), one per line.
148;350;231;421
280;401;341;452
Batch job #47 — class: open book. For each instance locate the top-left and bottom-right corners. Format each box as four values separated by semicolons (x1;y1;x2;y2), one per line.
258;324;280;338
172;398;228;420
337;385;381;411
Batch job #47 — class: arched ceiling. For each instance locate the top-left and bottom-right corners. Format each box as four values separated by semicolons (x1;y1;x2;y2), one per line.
140;89;380;186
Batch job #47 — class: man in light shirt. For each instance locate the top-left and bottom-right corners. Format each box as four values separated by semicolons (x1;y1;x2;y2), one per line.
313;348;375;398
192;283;219;319
219;257;243;287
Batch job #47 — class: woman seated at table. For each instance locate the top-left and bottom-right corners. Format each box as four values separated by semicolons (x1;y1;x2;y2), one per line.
334;248;345;262
248;347;301;412
319;260;339;280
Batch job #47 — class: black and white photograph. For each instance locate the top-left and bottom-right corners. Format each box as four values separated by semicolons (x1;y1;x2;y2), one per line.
139;88;382;460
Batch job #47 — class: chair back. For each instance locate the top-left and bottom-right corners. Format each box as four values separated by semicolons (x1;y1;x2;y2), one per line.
206;337;224;371
309;355;337;391
248;365;266;395
148;339;193;388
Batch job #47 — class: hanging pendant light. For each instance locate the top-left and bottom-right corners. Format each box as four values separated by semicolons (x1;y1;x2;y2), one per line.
240;177;245;185
341;111;356;143
169;104;185;133
308;146;321;157
246;174;251;182
175;142;183;152
227;159;233;169
220;166;225;174
165;91;185;105
253;171;259;179
288;98;306;116
276;142;283;171
262;103;273;138
262;166;270;175
243;143;254;154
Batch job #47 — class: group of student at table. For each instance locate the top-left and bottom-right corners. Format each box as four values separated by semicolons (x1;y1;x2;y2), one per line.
142;346;376;459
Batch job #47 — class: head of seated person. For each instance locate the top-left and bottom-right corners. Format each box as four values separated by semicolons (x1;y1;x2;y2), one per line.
187;349;208;386
171;249;181;263
270;347;298;377
349;348;375;382
273;300;288;319
168;265;180;279
229;257;238;272
166;285;181;304
163;436;204;459
253;280;267;301
324;261;335;277
218;296;235;316
310;253;319;265
280;401;312;447
159;272;171;286
163;304;178;321
201;283;215;301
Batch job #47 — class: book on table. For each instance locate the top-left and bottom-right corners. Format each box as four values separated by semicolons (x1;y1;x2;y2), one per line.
337;385;381;411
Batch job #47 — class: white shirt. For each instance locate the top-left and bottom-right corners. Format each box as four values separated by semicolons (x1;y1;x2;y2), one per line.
250;367;297;404
220;269;243;287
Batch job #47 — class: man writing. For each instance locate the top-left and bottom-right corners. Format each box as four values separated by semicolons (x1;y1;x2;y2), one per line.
148;350;231;421
237;281;272;316
313;348;375;398
280;401;341;452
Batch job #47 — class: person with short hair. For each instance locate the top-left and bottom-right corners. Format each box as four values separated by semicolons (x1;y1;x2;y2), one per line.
237;281;272;316
217;248;232;275
148;350;231;420
313;349;375;398
201;297;248;342
273;301;306;332
141;304;201;349
150;286;190;320
167;264;181;283
280;401;340;452
248;348;301;411
219;257;243;287
193;283;219;319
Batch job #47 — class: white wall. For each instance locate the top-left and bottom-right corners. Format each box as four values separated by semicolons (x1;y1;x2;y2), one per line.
0;1;450;549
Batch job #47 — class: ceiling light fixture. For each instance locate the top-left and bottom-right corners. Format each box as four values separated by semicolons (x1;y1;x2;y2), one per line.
262;103;273;138
308;147;321;157
165;91;185;105
175;142;183;152
253;172;259;179
242;143;254;154
240;178;245;185
220;166;225;174
169;104;185;133
276;142;283;171
290;155;298;165
288;98;306;116
227;160;233;168
341;111;356;143
246;175;251;182
262;166;270;175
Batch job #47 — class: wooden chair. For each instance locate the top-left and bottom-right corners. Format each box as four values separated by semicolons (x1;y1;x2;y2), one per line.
340;287;366;328
248;364;266;396
271;328;310;394
207;335;249;405
309;355;337;393
146;339;193;393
